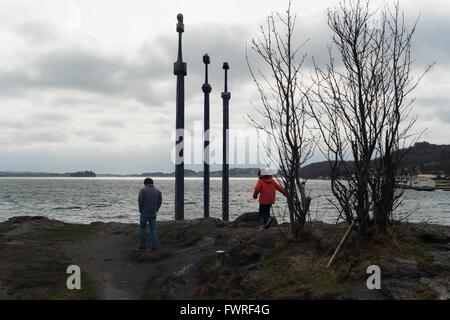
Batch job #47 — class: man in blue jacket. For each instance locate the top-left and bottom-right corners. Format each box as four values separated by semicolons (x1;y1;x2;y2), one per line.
138;178;162;250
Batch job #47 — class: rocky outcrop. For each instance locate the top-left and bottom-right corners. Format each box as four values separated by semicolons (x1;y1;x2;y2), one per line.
1;215;450;300
232;212;278;228
375;224;450;300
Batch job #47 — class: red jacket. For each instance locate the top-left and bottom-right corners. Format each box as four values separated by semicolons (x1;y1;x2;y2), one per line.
253;176;287;204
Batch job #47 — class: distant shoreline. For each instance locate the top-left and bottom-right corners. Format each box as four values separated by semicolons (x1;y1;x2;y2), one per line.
0;168;262;179
0;176;281;180
0;168;263;178
0;170;96;178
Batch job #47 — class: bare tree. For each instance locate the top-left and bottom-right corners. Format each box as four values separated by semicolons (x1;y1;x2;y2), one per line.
246;1;314;238
370;3;433;232
308;0;433;235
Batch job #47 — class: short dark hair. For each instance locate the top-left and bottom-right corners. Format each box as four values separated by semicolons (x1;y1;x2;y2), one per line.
144;178;153;185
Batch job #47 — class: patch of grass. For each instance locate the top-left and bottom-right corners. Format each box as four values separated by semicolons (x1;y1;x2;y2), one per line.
8;265;62;290
338;230;432;269
176;234;203;248
159;228;203;248
214;233;231;247
279;269;340;294
0;238;7;252
0;237;98;299
258;256;342;298
3;256;98;299
47;273;98;300
16;224;93;241
401;242;432;264
259;255;291;278
0;224;14;234
227;239;353;299
141;265;168;300
199;254;216;275
413;284;439;300
128;249;170;263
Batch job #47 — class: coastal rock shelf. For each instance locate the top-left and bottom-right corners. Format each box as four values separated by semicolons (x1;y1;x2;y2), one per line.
0;215;449;300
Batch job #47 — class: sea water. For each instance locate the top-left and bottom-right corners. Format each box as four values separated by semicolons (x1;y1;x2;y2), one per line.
0;177;449;225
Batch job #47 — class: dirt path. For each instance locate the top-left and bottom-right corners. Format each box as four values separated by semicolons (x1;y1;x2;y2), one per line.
62;222;221;300
146;236;216;299
64;233;145;299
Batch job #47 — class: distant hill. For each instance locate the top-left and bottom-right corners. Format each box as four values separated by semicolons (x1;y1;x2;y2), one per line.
300;142;450;179
70;171;96;177
0;168;259;178
0;171;96;178
2;142;447;179
299;161;336;179
400;142;450;173
141;168;260;178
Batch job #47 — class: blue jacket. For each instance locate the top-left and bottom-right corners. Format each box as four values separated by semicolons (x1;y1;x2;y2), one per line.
138;185;162;218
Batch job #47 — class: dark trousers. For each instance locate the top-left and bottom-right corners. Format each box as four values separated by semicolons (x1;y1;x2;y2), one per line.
139;214;158;249
258;204;272;225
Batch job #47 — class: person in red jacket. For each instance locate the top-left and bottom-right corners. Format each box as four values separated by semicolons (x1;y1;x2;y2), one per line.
253;168;287;230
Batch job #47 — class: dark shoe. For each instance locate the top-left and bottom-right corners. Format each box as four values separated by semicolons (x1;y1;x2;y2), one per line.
151;247;157;251
264;217;273;230
138;246;146;250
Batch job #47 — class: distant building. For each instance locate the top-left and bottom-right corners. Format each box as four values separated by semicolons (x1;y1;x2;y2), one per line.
417;174;437;179
409;177;435;191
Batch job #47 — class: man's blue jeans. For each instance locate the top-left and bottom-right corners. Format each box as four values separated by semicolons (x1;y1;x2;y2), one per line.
139;215;158;249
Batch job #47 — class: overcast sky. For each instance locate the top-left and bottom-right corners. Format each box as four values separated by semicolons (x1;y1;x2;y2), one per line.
0;0;449;174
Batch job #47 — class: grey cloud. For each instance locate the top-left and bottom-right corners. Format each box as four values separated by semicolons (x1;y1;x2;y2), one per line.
413;12;450;68
420;94;450;124
87;132;118;143
0;23;258;109
133;24;256;104
437;111;450;123
97;120;126;128
16;21;58;45
289;4;445;71
35;49;124;92
0;119;27;130
0;112;68;132
0;70;34;95
0;130;70;145
30;112;70;123
0;46;172;107
0;3;444;104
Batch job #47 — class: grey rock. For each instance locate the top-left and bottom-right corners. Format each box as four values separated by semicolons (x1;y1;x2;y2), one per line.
344;284;387;300
416;224;450;244
224;246;262;267
420;231;449;244
5;240;25;246
233;212;260;224
233;212;278;228
379;258;418;278
7;216;49;223
383;279;418;300
420;277;450;300
425;251;450;276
